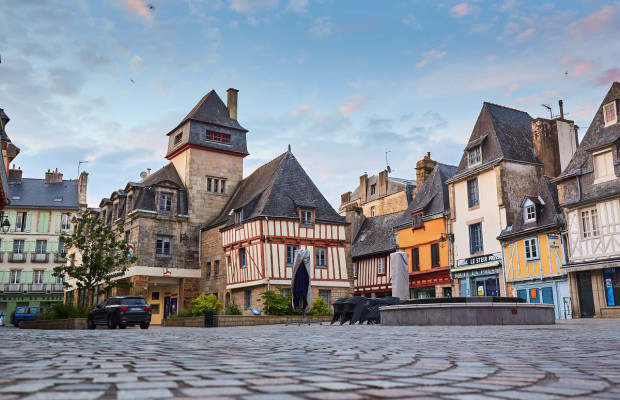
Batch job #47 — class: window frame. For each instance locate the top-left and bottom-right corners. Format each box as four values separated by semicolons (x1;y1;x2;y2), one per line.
15;212;27;232
352;262;358;278
214;260;220;276
286;245;298;267
370;184;376;195
155;235;172;258
13;239;25;254
205;261;212;278
315;246;327;268
431;242;440;267
468;145;482;167
525;203;536;222
159;192;173;213
467;178;480;208
32;270;44;284
174;132;183;146
9;270;21;284
411;247;420;271
603;101;618;127
468;222;484;255
35;240;47;255
580;208;601;239
300;208;314;227
593;149;615;183
235;210;243;228
239;248;247;268
370;206;376;217
206;130;231;144
377;257;386;275
524;237;540;260
412;212;423;229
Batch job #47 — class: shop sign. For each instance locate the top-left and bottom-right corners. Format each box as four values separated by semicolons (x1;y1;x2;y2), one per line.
456;253;502;268
126;243;135;258
547;234;560;251
163;268;172;276
453;266;502;279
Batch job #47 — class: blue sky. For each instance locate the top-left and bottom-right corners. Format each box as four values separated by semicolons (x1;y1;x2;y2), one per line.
1;0;619;208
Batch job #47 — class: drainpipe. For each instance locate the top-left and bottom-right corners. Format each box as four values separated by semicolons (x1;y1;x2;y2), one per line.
198;228;202;289
265;216;270;291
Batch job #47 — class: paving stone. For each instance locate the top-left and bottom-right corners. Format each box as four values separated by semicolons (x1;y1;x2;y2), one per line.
360;388;429;398
181;387;251;397
309;381;367;391
21;392;105;400
116;381;178;390
116;389;174;399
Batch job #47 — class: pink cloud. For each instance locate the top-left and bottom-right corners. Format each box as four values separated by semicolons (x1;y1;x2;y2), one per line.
592;68;620;87
122;0;152;18
451;2;475;17
561;55;597;76
340;94;370;117
567;5;616;40
516;28;534;41
287;104;312;117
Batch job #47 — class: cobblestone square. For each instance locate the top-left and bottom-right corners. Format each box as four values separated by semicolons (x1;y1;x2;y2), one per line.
0;319;619;399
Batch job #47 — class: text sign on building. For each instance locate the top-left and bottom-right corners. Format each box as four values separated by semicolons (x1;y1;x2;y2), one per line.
453;266;502;279
456;252;502;268
547;234;560;251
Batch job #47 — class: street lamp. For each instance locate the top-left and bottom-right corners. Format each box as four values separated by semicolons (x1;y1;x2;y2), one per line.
1;216;10;233
438;232;453;248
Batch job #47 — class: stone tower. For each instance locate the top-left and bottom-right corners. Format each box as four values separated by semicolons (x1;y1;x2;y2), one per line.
165;89;248;235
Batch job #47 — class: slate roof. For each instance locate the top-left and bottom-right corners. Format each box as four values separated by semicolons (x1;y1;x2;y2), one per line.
498;176;563;239
395;163;457;229
7;178;80;209
166;90;247;136
346;175;416;204
203;150;346;230
556;82;620;180
451;102;539;182
351;211;406;258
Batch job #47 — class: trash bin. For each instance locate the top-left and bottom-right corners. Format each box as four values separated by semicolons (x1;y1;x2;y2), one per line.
204;309;214;328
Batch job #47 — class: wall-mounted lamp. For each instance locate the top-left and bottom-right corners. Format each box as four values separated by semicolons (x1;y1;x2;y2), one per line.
438;233;453;248
180;233;189;241
1;216;11;234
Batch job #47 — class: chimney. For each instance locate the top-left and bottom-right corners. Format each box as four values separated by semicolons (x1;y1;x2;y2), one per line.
559;100;564;119
341;191;351;205
359;173;368;204
78;171;88;210
379;170;388;197
45;168;63;184
8;165;22;184
531;118;563;177
415;152;437;190
227;88;239;120
147;168;151;176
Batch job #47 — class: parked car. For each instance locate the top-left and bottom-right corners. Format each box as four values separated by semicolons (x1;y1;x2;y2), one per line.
88;296;151;329
10;306;47;327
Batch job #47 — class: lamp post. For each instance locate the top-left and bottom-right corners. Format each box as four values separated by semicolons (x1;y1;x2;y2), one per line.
1;215;10;233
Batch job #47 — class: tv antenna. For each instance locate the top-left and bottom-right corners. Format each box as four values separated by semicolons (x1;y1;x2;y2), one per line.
541;104;553;118
385;151;392;174
78;160;89;177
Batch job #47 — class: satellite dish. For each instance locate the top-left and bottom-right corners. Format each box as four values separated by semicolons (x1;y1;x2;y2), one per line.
140;171;147;179
386;165;392;174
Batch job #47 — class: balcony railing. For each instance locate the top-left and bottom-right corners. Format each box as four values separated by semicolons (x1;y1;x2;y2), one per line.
7;283;23;292
54;253;67;263
8;253;26;263
29;283;45;292
51;283;64;292
31;253;49;263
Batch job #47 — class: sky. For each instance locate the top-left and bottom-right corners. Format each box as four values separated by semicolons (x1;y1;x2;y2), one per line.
1;0;619;209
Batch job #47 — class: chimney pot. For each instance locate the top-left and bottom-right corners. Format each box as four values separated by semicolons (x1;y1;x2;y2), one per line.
559;100;564;119
227;88;239;120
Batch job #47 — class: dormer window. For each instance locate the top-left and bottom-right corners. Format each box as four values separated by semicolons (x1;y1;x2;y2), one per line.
174;132;183;146
370;184;376;195
206;130;231;144
235;210;243;227
159;193;173;212
603;101;617;127
412;212;423;229
525;204;536;222
468;145;482;167
300;208;314;227
593;149;615;183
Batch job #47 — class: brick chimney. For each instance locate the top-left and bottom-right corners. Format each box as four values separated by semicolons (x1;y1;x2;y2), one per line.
359;173;368;204
8;165;22;184
415;152;437;190
341;191;351;205
379;170;388;197
531;112;578;177
227;88;238;120
45;168;63;184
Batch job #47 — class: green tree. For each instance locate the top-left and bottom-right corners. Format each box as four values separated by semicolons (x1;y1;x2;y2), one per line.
53;212;135;307
191;293;223;316
308;297;330;316
258;289;294;315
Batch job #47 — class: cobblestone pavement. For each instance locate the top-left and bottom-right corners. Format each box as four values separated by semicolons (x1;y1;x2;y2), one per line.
0;319;619;400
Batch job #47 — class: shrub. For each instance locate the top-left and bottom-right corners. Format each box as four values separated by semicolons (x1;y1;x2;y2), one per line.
258;289;295;315
191;293;223;316
308;297;330;316
227;303;242;315
169;309;193;319
41;303;94;320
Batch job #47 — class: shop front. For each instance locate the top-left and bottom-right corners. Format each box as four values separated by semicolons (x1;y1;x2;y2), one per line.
409;267;452;299
452;252;503;297
564;259;620;319
0;293;63;322
513;279;571;319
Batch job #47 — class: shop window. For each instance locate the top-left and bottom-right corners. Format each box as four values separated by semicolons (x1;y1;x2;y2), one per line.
524;237;539;260
315;247;327;268
377;258;385;275
468;223;484;254
468;145;482;167
411;248;420;271
603;268;620;306
467;178;479;207
431;243;440;267
286;245;298;266
580;208;600;239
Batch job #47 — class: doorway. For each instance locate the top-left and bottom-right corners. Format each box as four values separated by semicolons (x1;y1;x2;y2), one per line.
473;276;499;296
577;271;595;318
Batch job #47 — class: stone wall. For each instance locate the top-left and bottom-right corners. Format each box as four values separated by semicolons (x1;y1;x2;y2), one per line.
21;318;88;330
162;314;332;327
200;225;228;304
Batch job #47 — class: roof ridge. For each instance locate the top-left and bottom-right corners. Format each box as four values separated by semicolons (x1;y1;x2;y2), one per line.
483;101;529;114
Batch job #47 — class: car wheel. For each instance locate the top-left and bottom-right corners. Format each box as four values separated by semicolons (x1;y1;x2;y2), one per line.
119;324;127;329
140;323;150;330
107;316;117;329
87;317;96;330
14;321;20;328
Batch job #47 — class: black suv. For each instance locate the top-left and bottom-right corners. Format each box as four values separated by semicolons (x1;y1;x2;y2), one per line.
88;296;151;329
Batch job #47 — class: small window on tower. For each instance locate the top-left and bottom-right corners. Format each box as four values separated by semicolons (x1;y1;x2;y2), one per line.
174;132;183;146
206;131;231;144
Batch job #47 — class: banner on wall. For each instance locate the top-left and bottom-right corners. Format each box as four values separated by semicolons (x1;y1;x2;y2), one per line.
547;234;561;251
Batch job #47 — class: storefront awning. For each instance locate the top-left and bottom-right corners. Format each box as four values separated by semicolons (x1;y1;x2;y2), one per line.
409;269;451;288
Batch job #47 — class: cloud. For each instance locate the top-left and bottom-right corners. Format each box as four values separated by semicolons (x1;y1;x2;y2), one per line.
451;2;477;17
287;0;308;13
499;0;519;13
416;49;447;68
340;94;371;117
401;15;420;29
130;54;146;72
121;0;152;19
230;0;279;13
592;68;620;87
561;55;597;76
309;17;333;38
516;28;535;41
288;104;312;117
567;5;616;40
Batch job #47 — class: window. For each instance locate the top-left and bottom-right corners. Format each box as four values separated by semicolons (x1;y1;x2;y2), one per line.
603;101;617;127
207;178;226;193
235;210;243;227
206;130;231;143
206;262;212;278
214;179;219;193
207;178;212;192
227;256;231;268
58;240;66;256
353;262;358;278
467;178;479;208
239;248;247;268
603;268;620;306
159;193;172;212
370;184;376;195
15;212;27;232
469;223;484;254
13;240;24;254
315;247;327;268
55;274;63;284
431;243;440;267
411;248;420;271
220;180;226;194
33;270;44;284
524;237;539;260
581;208;600;238
412;212;423;229
468;145;482;166
125;230;130;242
319;289;331;308
377;257;386;275
9;270;21;284
155;236;172;257
244;290;252;309
35;240;47;254
174;132;183;145
525;203;536;222
286;245;298;266
593;150;615;183
301;209;314;227
370;206;376;217
214;260;220;276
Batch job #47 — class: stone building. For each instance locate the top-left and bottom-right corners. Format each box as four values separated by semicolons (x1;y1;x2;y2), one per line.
0;167;88;319
201;149;351;313
554;82;620;318
448;102;577;298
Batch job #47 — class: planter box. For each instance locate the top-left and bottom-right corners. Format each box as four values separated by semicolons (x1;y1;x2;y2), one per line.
162;315;332;328
20;318;88;330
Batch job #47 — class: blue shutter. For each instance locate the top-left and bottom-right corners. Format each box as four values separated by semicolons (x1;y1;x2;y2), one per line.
516;289;527;300
542;287;554;304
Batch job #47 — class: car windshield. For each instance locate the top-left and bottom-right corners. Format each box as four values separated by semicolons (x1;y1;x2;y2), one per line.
121;298;147;306
15;307;27;314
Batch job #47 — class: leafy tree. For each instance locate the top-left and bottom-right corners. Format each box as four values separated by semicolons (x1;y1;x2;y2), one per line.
53;212;135;307
308;297;330;316
191;293;223;316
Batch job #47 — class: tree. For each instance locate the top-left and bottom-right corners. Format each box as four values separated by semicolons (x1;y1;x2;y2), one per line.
53;212;135;307
191;293;223;316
